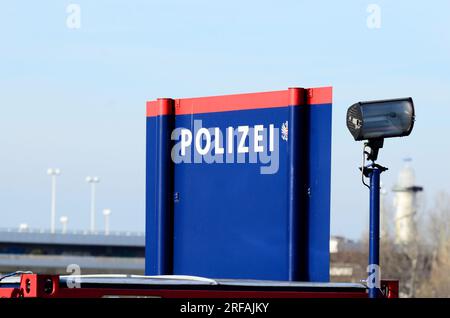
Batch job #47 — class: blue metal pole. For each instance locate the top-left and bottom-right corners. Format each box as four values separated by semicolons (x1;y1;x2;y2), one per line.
154;98;174;275
368;167;381;298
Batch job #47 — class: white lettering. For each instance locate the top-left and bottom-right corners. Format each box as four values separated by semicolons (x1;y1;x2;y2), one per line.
180;129;192;156
237;126;249;153
214;127;224;154
269;124;275;152
195;128;211;155
171;120;281;175
254;125;264;153
227;127;233;154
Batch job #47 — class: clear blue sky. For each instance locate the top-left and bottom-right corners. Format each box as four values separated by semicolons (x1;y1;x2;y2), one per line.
0;1;449;239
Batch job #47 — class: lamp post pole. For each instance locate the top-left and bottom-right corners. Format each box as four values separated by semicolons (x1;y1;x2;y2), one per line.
363;163;387;298
47;168;61;234
347;97;415;299
86;176;100;233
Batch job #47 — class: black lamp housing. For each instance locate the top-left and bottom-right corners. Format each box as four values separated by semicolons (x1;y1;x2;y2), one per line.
346;97;415;141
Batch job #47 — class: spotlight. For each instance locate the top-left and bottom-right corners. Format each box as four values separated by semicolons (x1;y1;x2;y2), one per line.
347;98;415;161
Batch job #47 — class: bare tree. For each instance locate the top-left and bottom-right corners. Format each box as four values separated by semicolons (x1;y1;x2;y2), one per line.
416;192;450;297
332;191;449;297
357;191;433;297
381;191;450;297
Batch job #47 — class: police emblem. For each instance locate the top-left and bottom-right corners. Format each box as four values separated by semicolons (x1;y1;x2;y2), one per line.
281;121;288;141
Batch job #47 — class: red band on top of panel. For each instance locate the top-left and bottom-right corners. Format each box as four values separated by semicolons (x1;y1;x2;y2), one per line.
146;87;332;117
173;89;301;116
146;98;174;117
289;87;304;106
306;86;332;105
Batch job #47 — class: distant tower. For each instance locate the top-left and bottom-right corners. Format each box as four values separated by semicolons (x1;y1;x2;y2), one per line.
392;158;423;244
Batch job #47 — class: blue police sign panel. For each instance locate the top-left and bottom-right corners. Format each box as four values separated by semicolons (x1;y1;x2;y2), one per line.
146;87;332;282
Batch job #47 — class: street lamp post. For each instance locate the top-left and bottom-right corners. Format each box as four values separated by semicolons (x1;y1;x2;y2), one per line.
346;98;415;298
47;168;61;234
86;176;100;233
103;209;111;235
60;216;68;234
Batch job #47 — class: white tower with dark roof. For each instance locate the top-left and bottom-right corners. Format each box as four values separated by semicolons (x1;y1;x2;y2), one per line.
392;159;423;244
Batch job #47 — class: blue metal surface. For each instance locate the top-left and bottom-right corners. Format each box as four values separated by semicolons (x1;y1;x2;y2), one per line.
307;104;332;282
171;107;291;280
146;109;174;275
369;167;380;298
146;89;332;282
287;103;307;281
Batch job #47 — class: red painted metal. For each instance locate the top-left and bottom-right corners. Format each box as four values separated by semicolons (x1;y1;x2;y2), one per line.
381;279;399;298
146;87;333;117
0;287;18;298
0;274;398;298
307;86;333;105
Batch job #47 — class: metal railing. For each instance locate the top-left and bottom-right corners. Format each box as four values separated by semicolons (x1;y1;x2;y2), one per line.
0;227;145;237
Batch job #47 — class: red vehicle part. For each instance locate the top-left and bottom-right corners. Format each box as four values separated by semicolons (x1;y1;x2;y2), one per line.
0;274;398;298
